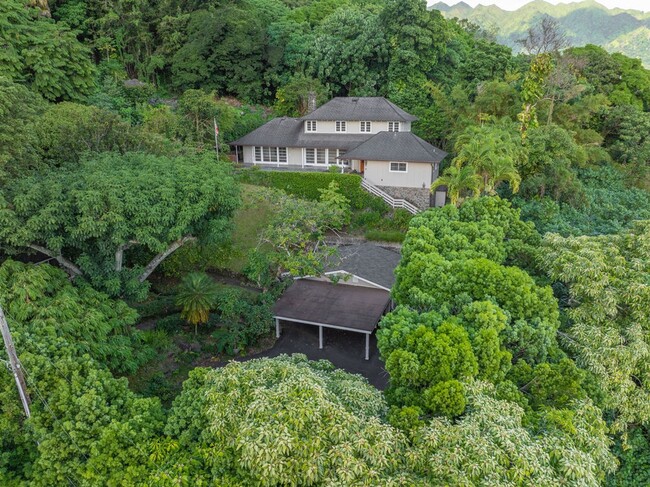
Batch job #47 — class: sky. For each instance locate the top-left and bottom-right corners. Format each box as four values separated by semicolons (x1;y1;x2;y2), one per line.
430;0;650;12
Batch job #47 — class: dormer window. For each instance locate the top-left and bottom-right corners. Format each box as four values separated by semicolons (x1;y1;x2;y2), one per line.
388;121;400;132
335;121;347;132
360;121;372;133
306;121;317;132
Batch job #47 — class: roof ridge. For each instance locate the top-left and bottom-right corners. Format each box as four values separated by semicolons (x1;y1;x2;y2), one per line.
412;132;437;156
384;98;409;120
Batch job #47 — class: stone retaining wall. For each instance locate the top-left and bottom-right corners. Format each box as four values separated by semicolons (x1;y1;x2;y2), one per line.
377;186;432;210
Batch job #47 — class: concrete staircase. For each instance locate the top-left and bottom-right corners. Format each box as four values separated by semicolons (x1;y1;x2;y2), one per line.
360;179;420;215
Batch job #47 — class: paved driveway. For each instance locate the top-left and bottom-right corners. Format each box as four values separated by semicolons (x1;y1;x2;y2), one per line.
243;321;389;390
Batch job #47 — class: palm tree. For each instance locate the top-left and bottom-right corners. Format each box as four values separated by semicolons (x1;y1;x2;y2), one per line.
176;272;220;334
431;165;482;207
481;155;521;195
453;126;522;196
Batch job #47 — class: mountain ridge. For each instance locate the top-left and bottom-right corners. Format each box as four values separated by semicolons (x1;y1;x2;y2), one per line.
429;1;650;66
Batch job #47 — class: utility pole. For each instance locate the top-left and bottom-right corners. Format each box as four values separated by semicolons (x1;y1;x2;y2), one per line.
0;305;31;418
213;118;220;160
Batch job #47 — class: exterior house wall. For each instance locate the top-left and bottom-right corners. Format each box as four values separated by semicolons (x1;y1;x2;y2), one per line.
306;120;411;134
364;160;432;189
288;147;302;165
242;145;254;163
240;146;302;165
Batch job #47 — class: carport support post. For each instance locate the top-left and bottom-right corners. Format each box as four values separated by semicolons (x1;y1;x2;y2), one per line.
275;318;280;338
365;334;369;361
319;326;323;349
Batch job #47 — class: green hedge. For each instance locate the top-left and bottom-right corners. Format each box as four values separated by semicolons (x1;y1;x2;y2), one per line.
238;168;388;211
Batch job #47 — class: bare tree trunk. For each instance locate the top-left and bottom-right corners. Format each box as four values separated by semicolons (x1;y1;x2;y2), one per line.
115;241;138;272
137;236;196;283
115;244;128;272
547;95;555;125
28;244;83;278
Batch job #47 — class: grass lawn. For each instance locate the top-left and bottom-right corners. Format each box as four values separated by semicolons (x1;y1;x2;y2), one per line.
214;184;276;274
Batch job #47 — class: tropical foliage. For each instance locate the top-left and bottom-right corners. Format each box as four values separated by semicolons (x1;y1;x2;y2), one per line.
176;272;221;334
1;0;650;484
0;152;239;299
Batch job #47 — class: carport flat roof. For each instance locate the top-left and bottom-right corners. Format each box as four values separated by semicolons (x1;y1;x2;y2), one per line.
273;279;391;333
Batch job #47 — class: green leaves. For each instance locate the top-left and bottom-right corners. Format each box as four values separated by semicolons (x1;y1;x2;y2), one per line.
541;222;650;432
0;152;240;298
162;355;405;485
0;1;94;101
176;272;220;333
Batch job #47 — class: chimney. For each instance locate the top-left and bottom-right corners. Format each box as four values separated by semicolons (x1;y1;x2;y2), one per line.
306;91;317;114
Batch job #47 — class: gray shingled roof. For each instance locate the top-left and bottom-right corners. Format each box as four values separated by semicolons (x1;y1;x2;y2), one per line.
273;279;390;332
342;132;448;164
229;117;372;149
325;243;402;290
301;97;418;122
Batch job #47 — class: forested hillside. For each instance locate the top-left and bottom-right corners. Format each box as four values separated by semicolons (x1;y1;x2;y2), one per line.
432;0;650;67
1;0;650;485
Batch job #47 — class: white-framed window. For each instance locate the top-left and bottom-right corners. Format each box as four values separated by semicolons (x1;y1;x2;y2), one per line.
306;120;317;132
304;148;349;166
305;148;316;165
254;146;288;164
389;162;407;172
335;121;347;132
360;121;372;133
388;121;400;132
328;149;338;165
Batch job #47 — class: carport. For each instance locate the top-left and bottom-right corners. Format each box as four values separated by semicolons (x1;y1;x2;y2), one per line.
273;279;392;360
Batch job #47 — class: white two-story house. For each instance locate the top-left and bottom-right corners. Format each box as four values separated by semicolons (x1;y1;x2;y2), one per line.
230;97;447;209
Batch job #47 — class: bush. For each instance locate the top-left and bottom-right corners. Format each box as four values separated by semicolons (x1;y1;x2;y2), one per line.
139;329;173;351
386;209;414;231
238;169;388;211
211;288;274;353
365;230;405;242
133;295;179;319
350;210;383;229
155;313;185;334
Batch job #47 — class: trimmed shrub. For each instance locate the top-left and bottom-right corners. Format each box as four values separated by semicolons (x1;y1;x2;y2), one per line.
238;169;388;211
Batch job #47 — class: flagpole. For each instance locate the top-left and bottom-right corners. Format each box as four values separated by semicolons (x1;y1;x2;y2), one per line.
214;118;219;160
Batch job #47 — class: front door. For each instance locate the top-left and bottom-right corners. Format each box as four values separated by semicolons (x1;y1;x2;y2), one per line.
360;160;365;174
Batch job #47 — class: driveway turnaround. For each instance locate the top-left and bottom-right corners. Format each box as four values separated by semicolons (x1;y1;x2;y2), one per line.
238;320;389;390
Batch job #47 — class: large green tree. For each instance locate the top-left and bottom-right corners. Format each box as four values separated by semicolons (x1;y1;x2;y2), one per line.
0;152;239;299
303;6;388;97
541;221;650;432
0;77;43;181
0;0;95;101
159;354;407;485
0;261;163;485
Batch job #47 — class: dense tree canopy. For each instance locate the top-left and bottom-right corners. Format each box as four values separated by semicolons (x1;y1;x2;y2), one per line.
1;0;95;101
2;1;650;484
0;152;239;298
0;261;163;485
541;222;650;432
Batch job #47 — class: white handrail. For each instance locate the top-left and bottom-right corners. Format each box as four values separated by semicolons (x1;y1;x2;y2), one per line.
360;179;420;215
